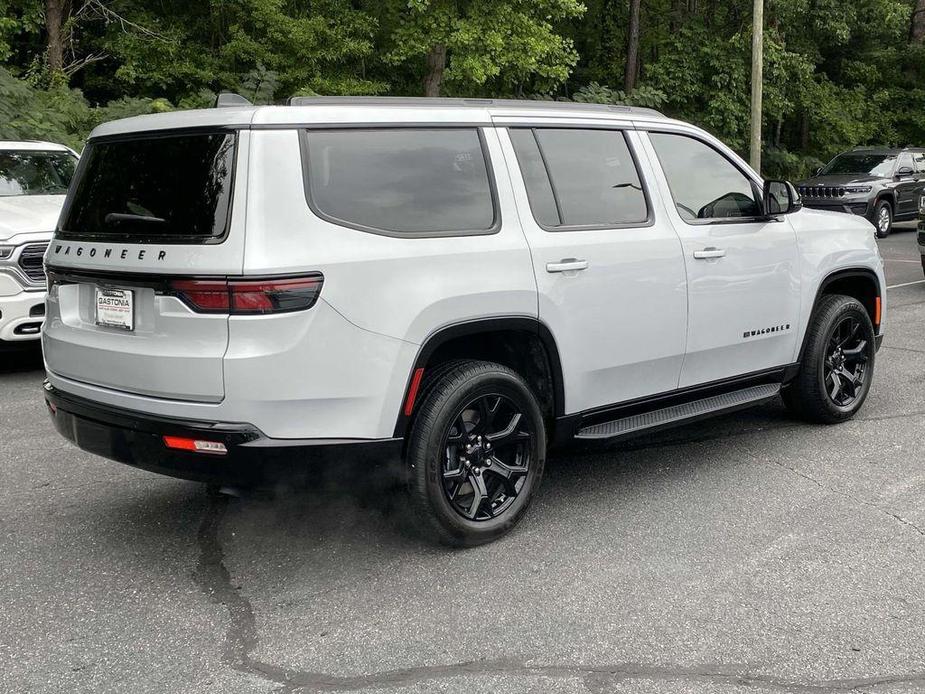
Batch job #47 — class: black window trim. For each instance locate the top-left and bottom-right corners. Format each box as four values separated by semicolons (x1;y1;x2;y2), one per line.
298;126;502;239
55;127;240;245
646;128;772;227
507;126;655;233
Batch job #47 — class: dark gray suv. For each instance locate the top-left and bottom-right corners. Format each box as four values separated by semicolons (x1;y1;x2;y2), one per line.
798;147;925;238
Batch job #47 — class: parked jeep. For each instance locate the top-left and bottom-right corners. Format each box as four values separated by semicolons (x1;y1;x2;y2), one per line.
44;97;885;545
798;146;925;238
918;193;925;278
0;141;79;345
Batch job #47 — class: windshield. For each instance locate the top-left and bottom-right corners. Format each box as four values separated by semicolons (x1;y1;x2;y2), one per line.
0;150;78;196
821;153;896;177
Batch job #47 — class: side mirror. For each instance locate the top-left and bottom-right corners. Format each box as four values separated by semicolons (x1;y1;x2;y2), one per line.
896;166;915;179
763;180;802;216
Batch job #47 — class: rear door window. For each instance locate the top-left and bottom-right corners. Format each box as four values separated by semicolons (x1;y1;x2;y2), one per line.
509;128;649;229
302;128;497;236
60;131;236;243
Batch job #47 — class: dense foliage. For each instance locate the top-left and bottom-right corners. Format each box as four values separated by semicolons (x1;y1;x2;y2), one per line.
2;0;924;178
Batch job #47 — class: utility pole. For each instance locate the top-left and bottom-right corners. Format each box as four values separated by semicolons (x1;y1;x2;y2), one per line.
750;0;763;173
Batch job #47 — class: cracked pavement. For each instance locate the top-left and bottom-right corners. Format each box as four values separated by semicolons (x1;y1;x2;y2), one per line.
2;229;924;693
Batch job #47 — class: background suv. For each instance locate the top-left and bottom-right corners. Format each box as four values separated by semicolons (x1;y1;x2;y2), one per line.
43;98;885;545
0;141;78;345
798;146;925;238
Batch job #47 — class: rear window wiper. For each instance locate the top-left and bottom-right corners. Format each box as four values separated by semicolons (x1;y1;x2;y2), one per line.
105;212;167;226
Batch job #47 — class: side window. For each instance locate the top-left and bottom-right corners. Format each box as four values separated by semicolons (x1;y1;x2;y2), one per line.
914;153;925;173
303;128;497;236
649;132;762;221
509;128;649;229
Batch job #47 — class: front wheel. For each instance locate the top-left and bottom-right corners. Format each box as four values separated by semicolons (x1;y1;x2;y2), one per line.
874;200;892;238
405;360;546;546
783;295;876;423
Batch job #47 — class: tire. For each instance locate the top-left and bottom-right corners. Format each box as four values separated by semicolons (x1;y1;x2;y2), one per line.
874;199;892;238
782;295;876;424
405;360;546;546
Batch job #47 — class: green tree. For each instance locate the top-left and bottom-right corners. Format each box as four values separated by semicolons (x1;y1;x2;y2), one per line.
377;0;586;97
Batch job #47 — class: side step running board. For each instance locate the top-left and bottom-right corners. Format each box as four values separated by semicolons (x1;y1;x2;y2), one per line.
575;383;781;441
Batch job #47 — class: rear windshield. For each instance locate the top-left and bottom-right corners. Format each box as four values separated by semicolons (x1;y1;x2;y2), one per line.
0;150;77;196
60;132;236;243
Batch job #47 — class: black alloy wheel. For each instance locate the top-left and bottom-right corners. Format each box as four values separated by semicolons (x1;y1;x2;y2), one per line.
823;314;871;408
405;360;546;546
441;393;533;521
782;294;876;423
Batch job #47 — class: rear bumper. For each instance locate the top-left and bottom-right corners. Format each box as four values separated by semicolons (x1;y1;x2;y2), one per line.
44;382;403;485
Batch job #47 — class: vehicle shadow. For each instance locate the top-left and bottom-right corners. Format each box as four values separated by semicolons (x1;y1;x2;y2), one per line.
0;343;43;374
76;399;799;577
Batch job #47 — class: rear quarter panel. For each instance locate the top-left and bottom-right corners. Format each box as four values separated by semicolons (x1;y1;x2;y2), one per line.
236;127;537;437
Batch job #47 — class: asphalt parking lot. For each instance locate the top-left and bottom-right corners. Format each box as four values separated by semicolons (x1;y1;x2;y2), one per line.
2;226;924;694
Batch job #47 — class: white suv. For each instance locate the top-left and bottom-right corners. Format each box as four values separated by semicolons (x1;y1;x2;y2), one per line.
0;141;78;344
43;98;885;545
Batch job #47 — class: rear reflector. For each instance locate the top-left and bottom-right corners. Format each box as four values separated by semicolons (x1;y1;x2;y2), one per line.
874;296;881;327
163;435;228;455
403;367;425;416
169;275;323;314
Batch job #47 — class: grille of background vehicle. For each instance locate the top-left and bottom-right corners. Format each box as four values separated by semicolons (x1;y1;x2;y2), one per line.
18;243;49;283
798;186;848;199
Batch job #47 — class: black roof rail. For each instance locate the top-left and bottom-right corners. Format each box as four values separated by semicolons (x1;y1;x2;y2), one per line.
214;92;253;108
286;95;665;118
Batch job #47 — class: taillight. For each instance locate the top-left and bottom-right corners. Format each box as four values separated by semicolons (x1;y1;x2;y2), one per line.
168;275;323;314
163;435;228;455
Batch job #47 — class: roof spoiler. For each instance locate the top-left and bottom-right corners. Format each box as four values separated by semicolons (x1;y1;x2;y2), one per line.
214;92;253;108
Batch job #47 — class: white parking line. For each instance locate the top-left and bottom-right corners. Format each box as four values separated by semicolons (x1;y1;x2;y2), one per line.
887;279;925;289
883;258;922;264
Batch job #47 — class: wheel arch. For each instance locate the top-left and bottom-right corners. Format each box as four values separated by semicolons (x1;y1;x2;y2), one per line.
392;317;565;439
797;267;882;365
874;191;896;210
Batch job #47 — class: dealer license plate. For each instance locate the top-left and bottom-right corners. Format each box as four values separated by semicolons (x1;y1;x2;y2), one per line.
95;287;134;331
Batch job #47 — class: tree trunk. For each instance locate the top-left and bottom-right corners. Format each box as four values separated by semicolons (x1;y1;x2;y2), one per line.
911;0;925;42
46;0;69;73
624;0;641;92
424;44;446;97
670;0;685;32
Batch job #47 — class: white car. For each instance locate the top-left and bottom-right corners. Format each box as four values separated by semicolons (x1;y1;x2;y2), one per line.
0;140;78;345
42;98;885;545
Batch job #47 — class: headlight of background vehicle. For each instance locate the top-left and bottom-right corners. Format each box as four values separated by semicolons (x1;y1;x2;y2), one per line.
919;195;925;215
0;245;14;260
844;186;873;195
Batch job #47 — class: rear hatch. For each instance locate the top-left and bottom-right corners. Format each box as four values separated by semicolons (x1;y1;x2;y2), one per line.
43;129;247;402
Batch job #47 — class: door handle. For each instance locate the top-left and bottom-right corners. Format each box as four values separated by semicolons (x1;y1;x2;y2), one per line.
546;259;589;273
693;247;726;260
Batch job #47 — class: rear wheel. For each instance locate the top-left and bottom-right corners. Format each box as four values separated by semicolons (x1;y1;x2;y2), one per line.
783;295;875;423
405;360;546;546
874;199;892;238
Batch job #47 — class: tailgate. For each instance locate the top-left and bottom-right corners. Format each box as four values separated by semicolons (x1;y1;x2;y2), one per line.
42;128;250;403
44;269;228;402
